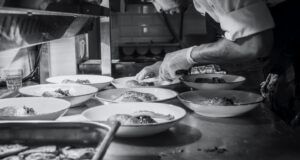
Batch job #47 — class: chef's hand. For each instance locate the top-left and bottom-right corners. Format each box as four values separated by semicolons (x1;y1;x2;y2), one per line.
159;48;195;81
135;61;162;81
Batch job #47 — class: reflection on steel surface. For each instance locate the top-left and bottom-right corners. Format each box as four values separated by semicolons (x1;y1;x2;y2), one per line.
0;0;108;52
0;121;119;160
0;14;94;51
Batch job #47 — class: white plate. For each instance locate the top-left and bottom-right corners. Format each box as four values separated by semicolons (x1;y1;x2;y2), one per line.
111;76;180;89
96;88;178;104
82;102;186;137
0;97;70;120
46;74;113;90
178;90;263;118
181;74;245;90
19;84;98;107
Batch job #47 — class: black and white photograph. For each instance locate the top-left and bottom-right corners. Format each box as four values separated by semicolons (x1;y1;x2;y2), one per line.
0;0;299;159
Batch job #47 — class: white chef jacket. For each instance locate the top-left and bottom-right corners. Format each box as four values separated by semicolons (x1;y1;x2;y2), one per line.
193;0;275;41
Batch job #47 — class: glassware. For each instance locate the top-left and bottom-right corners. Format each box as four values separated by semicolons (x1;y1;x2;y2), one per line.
3;69;23;91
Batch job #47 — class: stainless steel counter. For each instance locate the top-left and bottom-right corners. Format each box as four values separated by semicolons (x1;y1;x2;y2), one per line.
63;97;300;160
1;86;300;160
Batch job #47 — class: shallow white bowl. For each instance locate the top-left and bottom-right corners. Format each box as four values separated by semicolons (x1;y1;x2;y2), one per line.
96;87;178;104
19;84;98;107
178;90;263;118
82;102;186;137
181;74;245;90
0;97;70;120
46;74;113;90
111;76;180;89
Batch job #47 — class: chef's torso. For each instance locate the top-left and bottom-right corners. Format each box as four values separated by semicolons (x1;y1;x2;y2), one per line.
192;0;277;91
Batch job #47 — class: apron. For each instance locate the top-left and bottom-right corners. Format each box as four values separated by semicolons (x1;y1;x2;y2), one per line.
205;14;268;93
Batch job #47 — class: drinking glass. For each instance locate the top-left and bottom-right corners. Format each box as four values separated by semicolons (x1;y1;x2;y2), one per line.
3;69;23;91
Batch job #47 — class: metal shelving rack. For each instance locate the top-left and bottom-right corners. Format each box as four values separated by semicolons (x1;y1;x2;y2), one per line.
0;0;113;81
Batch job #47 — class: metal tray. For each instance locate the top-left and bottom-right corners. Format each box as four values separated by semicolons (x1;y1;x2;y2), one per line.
0;121;120;160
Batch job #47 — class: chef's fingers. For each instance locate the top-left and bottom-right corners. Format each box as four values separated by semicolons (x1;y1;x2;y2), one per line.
158;67;166;81
159;66;172;82
135;69;147;81
135;67;152;81
168;70;177;80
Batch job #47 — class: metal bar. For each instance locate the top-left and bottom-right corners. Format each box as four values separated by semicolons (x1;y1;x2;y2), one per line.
100;15;112;76
0;7;103;18
62;17;89;38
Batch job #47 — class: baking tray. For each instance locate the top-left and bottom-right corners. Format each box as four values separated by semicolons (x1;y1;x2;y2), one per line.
0;121;120;160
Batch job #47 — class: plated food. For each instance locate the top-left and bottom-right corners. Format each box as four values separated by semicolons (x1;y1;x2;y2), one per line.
114;91;157;102
0;106;35;117
0;144;28;159
0;97;70;120
19;84;98;107
61;79;91;84
46;74;113;90
195;96;236;106
82;102;186;137
96;87;178;104
107;110;175;125
181;74;245;90
0;122;118;160
178;90;263;118
190;64;226;74
42;89;71;97
125;80;155;87
0;144;95;160
111;76;180;88
108;114;156;125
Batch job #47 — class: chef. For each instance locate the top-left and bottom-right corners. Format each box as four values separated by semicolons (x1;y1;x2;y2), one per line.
136;0;275;91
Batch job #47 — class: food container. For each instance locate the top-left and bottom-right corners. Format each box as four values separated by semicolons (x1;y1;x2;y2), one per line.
0;121;119;160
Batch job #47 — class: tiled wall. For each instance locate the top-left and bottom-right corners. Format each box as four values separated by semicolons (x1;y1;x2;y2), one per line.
115;13;178;43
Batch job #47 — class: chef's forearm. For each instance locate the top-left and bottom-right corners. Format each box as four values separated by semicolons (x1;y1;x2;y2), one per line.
190;29;273;64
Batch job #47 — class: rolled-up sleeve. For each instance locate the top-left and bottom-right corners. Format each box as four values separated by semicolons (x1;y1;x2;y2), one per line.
218;1;275;41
